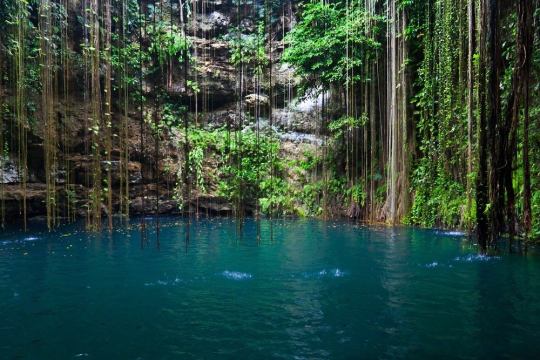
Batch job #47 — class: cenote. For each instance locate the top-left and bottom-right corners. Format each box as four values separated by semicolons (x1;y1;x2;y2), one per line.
2;0;540;357
1;218;539;359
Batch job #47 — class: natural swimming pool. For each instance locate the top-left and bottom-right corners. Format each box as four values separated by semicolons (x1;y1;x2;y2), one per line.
1;218;539;359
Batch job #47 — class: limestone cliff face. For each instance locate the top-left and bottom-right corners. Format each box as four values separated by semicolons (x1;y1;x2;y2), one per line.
0;0;323;220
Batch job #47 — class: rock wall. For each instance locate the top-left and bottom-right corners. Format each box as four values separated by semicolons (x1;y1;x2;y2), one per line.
0;0;324;221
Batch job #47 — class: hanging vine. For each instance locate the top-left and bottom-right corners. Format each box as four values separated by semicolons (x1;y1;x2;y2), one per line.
40;0;57;230
89;0;102;230
15;0;29;230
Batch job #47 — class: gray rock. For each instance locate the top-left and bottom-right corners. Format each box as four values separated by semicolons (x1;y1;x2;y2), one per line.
0;157;20;184
273;91;325;134
279;132;323;146
197;11;230;34
245;94;269;107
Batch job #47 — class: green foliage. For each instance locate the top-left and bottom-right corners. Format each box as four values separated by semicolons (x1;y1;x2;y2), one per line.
189;146;205;193
218;130;281;211
224;22;269;74
328;114;367;138
410;0;473;229
175;127;299;217
298;150;321;172
299;177;366;216
532;191;540;239
147;23;191;66
111;38;146;88
413;0;468;172
0;0;44;129
0;0;538;237
376;184;387;204
161;103;187;129
346;183;366;207
187;80;200;94
282;1;382;91
408;159;468;228
301;181;325;216
259;177;297;216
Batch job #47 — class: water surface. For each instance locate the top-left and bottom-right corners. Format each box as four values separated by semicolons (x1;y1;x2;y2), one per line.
1;218;539;359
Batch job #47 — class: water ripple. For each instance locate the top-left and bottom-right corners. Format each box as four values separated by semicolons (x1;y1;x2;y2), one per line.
221;271;253;281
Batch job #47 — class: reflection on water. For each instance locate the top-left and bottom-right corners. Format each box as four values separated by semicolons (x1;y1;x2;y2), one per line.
0;217;539;359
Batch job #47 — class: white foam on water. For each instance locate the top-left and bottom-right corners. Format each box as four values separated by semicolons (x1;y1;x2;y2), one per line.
74;353;89;358
454;254;501;262
144;277;183;287
221;271;253;281
331;268;346;277
422;253;501;269
435;230;466;237
445;231;466;236
24;236;39;242
305;268;348;278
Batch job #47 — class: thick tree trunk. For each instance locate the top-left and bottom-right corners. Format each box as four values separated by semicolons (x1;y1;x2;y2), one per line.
505;0;533;246
386;0;410;224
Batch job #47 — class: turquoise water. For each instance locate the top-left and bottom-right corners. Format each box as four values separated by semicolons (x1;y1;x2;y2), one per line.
1;218;540;359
